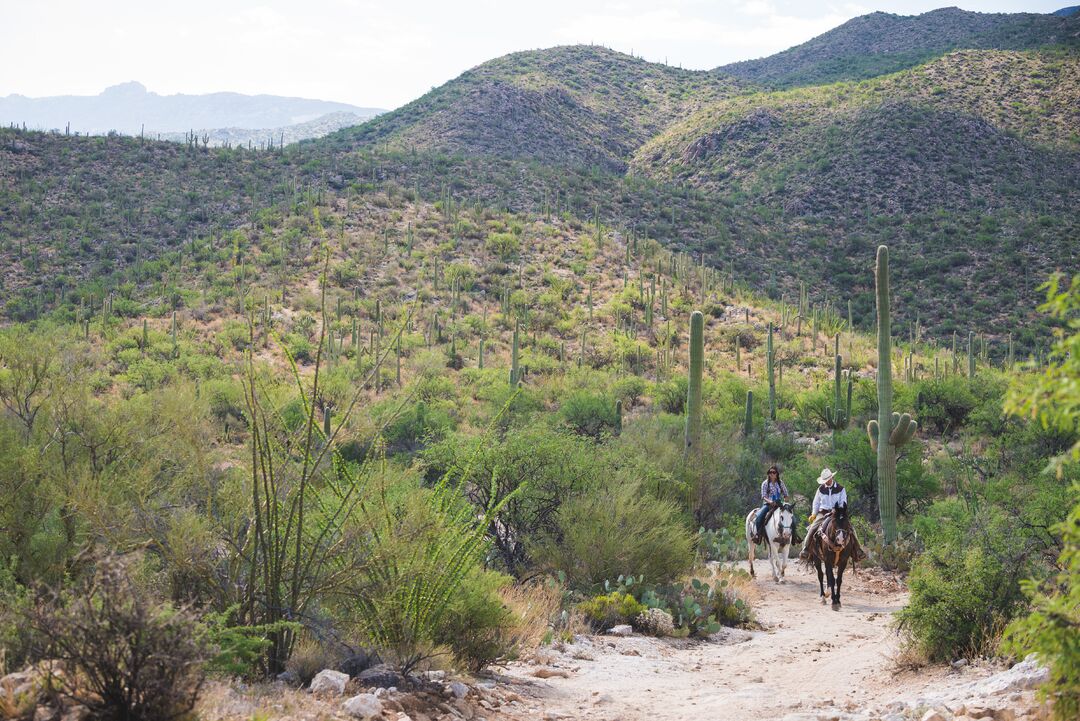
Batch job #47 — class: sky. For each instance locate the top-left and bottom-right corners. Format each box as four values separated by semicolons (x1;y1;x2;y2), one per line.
1;0;1070;110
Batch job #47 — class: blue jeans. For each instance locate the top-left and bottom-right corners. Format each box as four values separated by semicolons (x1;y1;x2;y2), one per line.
755;503;772;536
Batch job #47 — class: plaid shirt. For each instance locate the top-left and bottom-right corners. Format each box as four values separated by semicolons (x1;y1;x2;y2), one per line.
761;478;789;502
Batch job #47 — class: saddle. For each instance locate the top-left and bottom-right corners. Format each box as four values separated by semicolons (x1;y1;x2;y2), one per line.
812;513;864;562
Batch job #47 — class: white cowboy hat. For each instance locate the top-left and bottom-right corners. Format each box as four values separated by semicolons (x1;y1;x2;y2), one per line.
816;468;837;485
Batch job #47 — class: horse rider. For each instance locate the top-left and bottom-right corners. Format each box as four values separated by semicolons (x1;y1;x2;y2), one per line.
799;467;847;560
752;465;789;544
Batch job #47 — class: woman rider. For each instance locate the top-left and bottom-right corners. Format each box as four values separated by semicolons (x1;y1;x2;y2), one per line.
753;465;789;543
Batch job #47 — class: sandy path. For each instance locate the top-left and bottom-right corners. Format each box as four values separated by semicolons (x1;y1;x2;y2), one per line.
501;562;970;721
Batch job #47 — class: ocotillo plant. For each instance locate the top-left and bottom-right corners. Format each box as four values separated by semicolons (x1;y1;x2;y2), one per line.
685;310;704;457
867;246;918;545
825;354;850;430
766;323;776;421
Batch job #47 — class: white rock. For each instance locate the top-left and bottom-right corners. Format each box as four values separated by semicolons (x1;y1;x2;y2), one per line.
448;681;469;699
309;669;350;696
607;624;633;636
343;693;384;719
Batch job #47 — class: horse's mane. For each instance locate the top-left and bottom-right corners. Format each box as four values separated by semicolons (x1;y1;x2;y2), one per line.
800;507;866;567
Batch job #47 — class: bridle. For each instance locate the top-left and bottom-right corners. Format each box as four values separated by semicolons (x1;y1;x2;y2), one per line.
820;508;850;565
774;503;794;546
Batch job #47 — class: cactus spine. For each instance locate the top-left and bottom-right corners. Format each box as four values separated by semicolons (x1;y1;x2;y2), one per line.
867;246;918;545
684;310;704;456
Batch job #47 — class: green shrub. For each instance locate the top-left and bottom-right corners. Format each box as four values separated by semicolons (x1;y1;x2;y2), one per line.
578;592;645;631
558;391;618;439
897;542;1028;661
424;425;603;574
434;568;516;671
914;377;977;434
1003;489;1080;721
655;376;688;414
535;480;694;591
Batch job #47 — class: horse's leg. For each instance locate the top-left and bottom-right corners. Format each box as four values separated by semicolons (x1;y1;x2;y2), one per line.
778;540;789;582
769;540;780;583
747;526;755;578
814;558;826;604
834;555;848;608
825;559;838;611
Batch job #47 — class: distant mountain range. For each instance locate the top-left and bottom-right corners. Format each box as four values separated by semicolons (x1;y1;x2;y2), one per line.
0;81;383;142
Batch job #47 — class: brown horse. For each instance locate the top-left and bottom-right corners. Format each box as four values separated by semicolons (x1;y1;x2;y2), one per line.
801;503;863;610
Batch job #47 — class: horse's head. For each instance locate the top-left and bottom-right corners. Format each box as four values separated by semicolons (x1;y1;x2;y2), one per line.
832;503;849;546
775;503;795;544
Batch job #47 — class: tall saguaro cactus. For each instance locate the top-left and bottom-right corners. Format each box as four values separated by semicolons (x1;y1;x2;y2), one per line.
867;246;918;544
825;354;850;430
685;310;704;457
766;322;776;421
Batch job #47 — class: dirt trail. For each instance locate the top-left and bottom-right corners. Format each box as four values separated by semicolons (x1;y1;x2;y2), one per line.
501;562;986;721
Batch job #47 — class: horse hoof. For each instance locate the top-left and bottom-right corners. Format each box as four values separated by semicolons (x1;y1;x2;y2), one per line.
820;596;827;605
832;602;841;611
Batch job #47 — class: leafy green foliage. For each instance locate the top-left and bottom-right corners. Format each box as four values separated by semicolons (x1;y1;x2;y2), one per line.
578;592;646;631
1003;485;1080;720
535;479;694;592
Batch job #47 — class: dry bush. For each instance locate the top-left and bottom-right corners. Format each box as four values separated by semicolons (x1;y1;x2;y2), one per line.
499;581;564;653
284;637;340;686
26;556;210;721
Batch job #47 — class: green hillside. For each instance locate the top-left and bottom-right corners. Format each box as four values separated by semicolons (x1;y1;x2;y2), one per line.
632;50;1080;340
716;6;1080;87
326;45;744;171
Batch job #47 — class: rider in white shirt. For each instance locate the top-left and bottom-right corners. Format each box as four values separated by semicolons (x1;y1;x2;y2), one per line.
799;468;846;559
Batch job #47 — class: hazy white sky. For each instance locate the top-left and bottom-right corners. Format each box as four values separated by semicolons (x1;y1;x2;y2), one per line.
1;1;1069;109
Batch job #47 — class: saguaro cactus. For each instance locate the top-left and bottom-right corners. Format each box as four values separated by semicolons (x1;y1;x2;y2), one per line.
510;322;520;386
615;399;623;435
825;354;850;430
867;246;918;545
685;310;704;456
967;331;975;379
744;390;754;436
766;323;776;421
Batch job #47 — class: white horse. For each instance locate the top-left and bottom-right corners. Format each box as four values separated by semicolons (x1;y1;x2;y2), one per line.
745;502;795;583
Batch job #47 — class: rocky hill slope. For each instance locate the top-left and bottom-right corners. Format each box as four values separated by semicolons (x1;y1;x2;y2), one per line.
715;6;1080;87
329;45;743;172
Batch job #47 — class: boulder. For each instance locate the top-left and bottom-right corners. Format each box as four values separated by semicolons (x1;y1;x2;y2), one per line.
276;670;302;687
447;681;469;699
339;650;382;678
343;693;384;719
606;624;633;636
358;663;403;689
309;669;350;696
921;710;947;721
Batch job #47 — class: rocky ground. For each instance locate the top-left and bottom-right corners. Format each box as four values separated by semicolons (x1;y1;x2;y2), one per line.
3;562;1052;721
